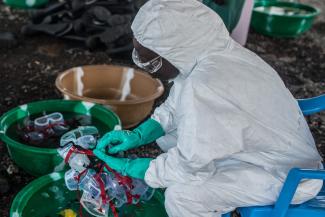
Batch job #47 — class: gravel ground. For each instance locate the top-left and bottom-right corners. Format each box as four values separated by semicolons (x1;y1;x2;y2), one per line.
0;0;324;216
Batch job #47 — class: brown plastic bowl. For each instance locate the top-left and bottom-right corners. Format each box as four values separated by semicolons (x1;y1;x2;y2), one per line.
55;65;164;128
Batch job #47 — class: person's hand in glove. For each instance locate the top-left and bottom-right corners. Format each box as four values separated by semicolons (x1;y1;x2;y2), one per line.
93;149;152;179
97;118;164;154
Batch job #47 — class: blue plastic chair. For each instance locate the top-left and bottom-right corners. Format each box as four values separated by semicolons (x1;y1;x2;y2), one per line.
298;94;325;116
237;169;325;217
234;95;325;217
222;212;232;217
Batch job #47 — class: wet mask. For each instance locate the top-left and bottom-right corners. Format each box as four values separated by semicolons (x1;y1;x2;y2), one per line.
34;112;64;131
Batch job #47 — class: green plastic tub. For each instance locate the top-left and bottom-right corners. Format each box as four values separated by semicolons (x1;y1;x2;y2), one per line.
3;0;48;8
10;172;168;217
251;1;320;37
203;0;245;32
0;100;121;176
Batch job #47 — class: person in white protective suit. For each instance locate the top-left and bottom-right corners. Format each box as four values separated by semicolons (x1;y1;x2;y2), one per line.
93;0;323;216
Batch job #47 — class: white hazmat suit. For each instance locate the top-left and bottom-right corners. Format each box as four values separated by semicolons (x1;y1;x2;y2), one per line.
131;0;323;216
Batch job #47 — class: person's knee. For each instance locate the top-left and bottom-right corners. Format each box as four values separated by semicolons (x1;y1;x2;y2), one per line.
164;184;219;217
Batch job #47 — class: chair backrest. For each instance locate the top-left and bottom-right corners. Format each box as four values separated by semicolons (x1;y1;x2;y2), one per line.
270;95;325;217
297;94;325;115
235;96;325;217
270;168;325;217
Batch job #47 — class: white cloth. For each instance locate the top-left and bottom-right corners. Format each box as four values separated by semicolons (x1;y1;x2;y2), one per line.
131;0;323;216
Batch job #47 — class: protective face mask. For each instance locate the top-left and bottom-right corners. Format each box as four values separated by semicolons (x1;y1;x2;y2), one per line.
132;49;162;74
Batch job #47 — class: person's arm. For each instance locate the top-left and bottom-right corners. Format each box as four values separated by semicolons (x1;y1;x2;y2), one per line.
96;118;164;154
97;84;178;154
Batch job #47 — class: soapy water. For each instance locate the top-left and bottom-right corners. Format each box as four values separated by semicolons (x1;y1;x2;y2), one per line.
7;112;108;148
255;6;310;16
21;178;166;217
49;185;66;204
49;186;60;193
41;192;50;198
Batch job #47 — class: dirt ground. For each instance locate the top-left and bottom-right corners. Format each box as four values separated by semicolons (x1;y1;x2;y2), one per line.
0;0;324;216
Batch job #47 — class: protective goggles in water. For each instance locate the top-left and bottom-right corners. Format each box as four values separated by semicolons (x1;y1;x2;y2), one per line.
132;49;162;74
34;112;64;127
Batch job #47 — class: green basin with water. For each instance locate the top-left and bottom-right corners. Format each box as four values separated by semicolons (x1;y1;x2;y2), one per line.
0;100;121;176
10;172;168;217
251;1;320;37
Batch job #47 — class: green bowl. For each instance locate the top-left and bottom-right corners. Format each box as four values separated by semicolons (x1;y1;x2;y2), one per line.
251;1;320;37
0;100;121;176
10;172;168;217
3;0;48;8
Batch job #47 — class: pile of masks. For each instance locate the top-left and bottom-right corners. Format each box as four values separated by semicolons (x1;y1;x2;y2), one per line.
18;112;69;145
21;0;146;53
57;126;155;217
18;112;92;145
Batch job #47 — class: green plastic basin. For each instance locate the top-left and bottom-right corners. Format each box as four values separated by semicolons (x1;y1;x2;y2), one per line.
251;1;320;37
10;172;168;217
3;0;48;8
0;100;121;176
202;0;245;32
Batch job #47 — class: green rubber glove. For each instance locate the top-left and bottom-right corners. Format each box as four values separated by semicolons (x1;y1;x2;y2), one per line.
97;118;165;154
93;149;152;179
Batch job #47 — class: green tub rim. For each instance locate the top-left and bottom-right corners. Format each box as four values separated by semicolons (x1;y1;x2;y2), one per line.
10;172;166;217
10;172;63;217
0;99;121;155
253;1;321;19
